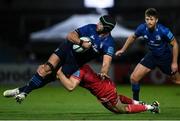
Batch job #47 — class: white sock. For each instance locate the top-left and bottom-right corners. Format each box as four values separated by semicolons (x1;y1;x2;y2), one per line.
145;104;154;110
133;100;140;104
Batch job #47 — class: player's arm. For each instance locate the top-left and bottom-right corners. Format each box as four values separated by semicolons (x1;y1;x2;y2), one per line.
115;34;137;56
66;31;82;45
57;68;80;91
66;31;91;48
170;38;179;73
99;54;112;79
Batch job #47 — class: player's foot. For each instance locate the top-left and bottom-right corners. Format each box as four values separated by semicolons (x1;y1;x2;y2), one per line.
15;92;27;104
151;101;160;114
3;88;20;97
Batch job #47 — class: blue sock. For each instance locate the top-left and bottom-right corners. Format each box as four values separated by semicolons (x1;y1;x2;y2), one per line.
19;73;48;94
131;83;140;101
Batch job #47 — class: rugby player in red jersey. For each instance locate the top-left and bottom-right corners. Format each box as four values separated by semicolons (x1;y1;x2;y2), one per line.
56;64;160;114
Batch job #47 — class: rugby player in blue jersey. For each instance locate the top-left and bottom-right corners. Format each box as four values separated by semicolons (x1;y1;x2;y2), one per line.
115;8;180;100
3;15;116;103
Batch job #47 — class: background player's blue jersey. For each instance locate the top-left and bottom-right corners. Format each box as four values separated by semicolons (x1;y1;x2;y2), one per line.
135;23;174;56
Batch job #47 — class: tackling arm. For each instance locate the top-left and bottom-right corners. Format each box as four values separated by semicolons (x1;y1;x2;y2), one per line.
57;68;80;91
99;55;112;79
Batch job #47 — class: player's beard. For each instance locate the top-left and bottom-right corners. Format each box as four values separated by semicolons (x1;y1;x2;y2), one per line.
96;29;108;35
97;30;104;34
147;24;156;32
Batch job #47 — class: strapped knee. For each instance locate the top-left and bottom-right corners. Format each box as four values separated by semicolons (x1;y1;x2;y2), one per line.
45;62;55;72
37;62;55;77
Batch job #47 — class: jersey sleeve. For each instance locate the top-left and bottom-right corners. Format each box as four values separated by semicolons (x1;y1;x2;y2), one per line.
162;27;174;42
102;39;115;57
75;24;91;37
71;69;84;81
134;24;144;37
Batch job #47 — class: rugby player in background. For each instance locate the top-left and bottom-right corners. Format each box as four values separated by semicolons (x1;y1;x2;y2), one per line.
116;8;180;100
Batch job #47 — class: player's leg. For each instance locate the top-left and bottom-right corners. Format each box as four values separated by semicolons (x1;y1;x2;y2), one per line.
102;98;160;114
3;53;60;102
118;94;145;105
131;52;155;101
130;63;151;100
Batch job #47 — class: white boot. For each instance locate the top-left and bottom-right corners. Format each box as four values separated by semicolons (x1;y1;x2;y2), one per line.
3;88;20;97
15;92;27;104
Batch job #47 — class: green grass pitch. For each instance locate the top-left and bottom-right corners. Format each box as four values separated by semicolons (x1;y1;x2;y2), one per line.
0;85;180;120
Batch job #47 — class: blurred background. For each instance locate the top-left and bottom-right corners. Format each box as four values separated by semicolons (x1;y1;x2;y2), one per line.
0;0;180;85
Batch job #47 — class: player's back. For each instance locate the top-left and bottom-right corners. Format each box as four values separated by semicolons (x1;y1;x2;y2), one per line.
79;65;117;101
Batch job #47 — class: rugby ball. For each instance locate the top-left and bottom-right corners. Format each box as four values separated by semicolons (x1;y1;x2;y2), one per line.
73;37;91;53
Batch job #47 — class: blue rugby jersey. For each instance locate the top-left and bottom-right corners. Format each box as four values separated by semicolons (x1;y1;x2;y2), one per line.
75;24;115;57
55;24;115;76
135;23;174;56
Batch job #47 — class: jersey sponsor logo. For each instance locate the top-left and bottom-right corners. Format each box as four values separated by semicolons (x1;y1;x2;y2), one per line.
155;35;161;41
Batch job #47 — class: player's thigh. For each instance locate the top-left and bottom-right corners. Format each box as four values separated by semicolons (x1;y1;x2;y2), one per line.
131;63;151;81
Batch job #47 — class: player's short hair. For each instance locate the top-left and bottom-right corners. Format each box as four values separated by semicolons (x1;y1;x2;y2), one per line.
145;8;159;18
99;15;116;33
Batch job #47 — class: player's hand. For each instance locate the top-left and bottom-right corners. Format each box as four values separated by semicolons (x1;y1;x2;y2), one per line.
98;72;110;80
171;63;178;75
37;64;51;76
115;49;124;56
81;40;92;49
56;67;62;80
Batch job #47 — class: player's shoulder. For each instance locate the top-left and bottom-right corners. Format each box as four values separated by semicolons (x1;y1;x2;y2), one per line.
84;24;96;29
81;64;91;70
80;64;94;75
157;23;171;33
136;23;146;31
104;35;115;46
137;23;146;29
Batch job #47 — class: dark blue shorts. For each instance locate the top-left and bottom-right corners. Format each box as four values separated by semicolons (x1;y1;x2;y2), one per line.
53;41;79;76
140;51;172;75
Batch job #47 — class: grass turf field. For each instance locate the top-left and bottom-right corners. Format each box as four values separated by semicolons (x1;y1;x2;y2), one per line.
0;84;180;120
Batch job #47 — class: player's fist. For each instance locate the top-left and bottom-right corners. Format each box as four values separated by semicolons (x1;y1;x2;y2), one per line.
81;40;92;49
171;63;178;75
115;49;124;56
98;72;110;80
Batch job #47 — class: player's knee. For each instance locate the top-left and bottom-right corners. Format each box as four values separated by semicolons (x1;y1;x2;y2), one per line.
130;74;139;83
37;62;54;77
114;105;128;114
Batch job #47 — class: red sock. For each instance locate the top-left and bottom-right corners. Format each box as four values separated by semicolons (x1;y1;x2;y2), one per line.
126;104;147;113
119;95;134;104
